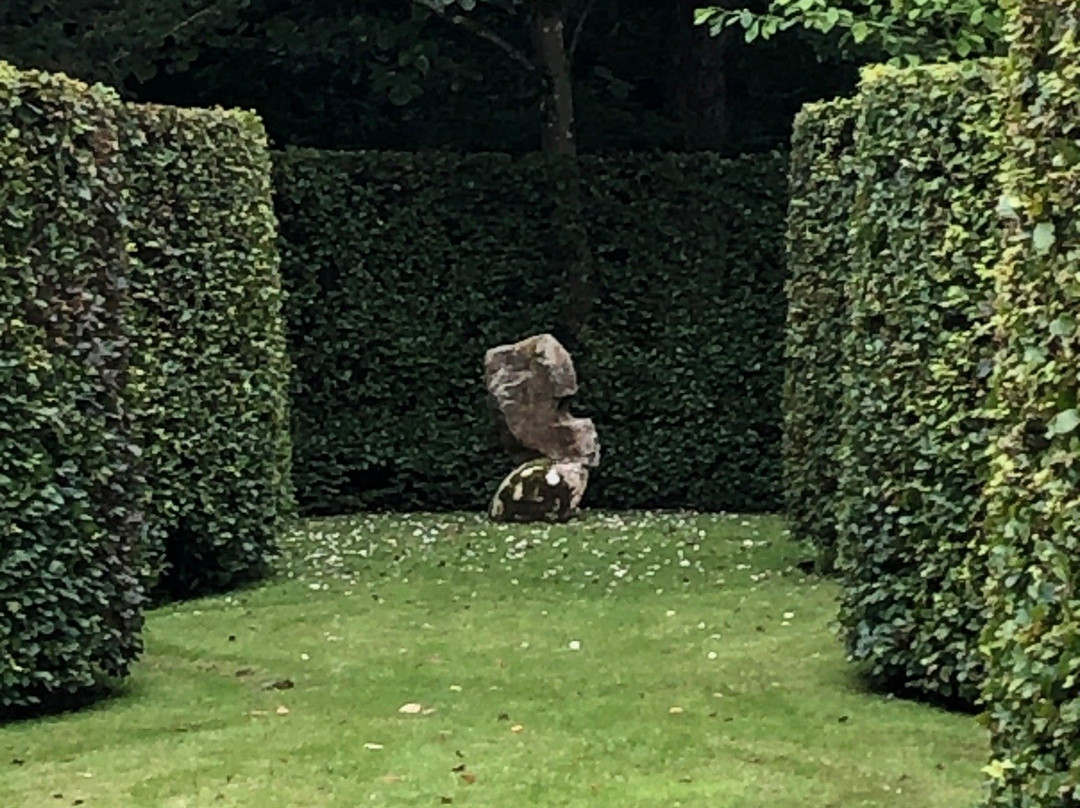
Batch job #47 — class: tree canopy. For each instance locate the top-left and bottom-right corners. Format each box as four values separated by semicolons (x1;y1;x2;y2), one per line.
697;0;1006;65
0;0;857;153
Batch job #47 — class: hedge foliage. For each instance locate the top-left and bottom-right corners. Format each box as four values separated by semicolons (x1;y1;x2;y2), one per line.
835;60;1006;705
276;151;565;513
1;62;292;708
0;64;148;708
125;105;293;599
782;98;858;571
275;150;788;514
981;3;1080;804
575;153;789;511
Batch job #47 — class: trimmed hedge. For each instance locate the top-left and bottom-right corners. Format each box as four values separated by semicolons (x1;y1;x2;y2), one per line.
276;151;566;513
577;153;789;511
275;150;788;514
981;3;1080;804
0;65;148;708
782;98;858;571
1;62;293;707
835;60;1006;704
125;105;293;599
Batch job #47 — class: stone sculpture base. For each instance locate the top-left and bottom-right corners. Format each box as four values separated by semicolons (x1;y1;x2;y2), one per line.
489;459;589;524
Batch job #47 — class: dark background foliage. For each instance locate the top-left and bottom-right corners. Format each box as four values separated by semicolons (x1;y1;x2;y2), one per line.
276;149;788;515
0;0;857;156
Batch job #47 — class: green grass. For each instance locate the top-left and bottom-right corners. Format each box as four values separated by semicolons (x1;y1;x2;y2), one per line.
1;512;985;807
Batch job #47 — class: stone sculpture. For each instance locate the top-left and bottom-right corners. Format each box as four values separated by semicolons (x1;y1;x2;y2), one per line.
484;334;599;522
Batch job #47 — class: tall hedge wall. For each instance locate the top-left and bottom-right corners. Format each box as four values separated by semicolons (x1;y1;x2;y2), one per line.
1;61;293;707
125;105;293;599
275;150;788;515
981;3;1080;804
782;98;858;571
0;64;148;708
835;60;1006;705
576;153;788;511
275;151;564;514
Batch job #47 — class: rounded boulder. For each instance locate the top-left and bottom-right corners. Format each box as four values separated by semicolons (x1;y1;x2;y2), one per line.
489;459;589;523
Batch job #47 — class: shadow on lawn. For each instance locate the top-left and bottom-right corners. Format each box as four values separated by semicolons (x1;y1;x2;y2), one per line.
842;668;982;716
0;678;135;726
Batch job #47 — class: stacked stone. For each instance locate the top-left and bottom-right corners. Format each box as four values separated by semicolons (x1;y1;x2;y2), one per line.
484;334;600;523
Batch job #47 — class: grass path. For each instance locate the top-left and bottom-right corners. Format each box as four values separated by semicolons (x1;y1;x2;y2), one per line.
1;513;985;807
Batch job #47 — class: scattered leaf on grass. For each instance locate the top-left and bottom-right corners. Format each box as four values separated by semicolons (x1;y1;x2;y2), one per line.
461;772;478;784
399;702;424;714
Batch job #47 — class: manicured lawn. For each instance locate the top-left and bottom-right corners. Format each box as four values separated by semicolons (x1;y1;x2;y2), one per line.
1;512;985;807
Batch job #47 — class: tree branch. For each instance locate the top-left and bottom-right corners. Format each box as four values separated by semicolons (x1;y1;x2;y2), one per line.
412;0;536;72
568;0;596;63
157;1;227;43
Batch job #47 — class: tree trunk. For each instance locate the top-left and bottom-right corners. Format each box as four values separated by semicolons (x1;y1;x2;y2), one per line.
669;0;731;151
532;3;576;156
529;2;592;345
